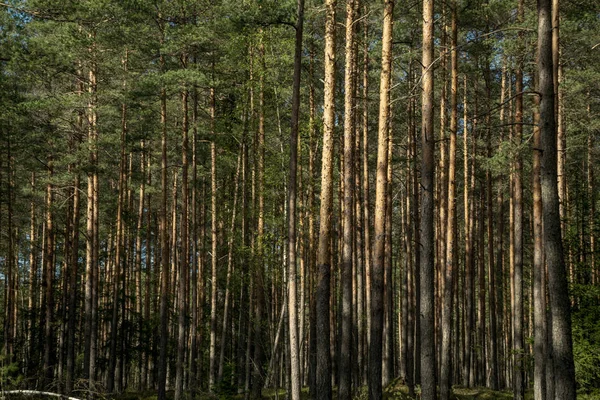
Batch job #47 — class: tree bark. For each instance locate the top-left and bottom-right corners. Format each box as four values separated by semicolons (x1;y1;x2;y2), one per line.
316;1;336;398
287;0;305;398
420;0;437;397
339;0;356;398
157;73;170;400
440;3;457;396
369;1;394;398
538;0;576;397
175;80;190;400
209;84;218;390
513;2;525;396
533;72;547;400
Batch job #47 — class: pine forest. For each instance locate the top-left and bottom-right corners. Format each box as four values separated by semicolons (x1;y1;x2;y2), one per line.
0;0;599;399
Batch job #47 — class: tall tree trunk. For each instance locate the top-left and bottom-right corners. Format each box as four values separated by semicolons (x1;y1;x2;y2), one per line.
287;1;305;398
420;0;437;397
440;3;457;396
369;1;394;398
157;75;170;400
316;1;336;398
362;8;373;365
485;61;499;391
339;0;356;398
217;149;242;383
175;79;190;400
513;2;525;396
42;155;55;386
5;136;16;362
28;172;38;373
537;1;576;397
134;142;146;391
533;73;547;400
383;106;394;387
108;55;128;392
66;165;81;394
497;60;507;390
209;84;218;390
308;46;318;397
251;38;266;400
190;85;199;398
84;35;99;397
462;73;474;388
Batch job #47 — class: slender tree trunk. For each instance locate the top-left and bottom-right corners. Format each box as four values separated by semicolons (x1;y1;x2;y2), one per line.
66;165;81;394
108;55;128;392
217;150;242;382
157;74;170;400
134;142;146;391
533;73;547;400
484;60;499;391
440;4;457;396
42;156;55;386
190;85;199;398
5;136;16;362
462;74;474;388
308;47;318;397
209;84;218;390
513;3;525;397
175;79;189;400
538;1;576;397
84;35;99;397
251;38;266;400
383;109;394;388
339;0;356;397
420;0;437;397
362;9;373;365
316;1;336;398
497;60;507;390
588;99;596;286
28;172;38;373
287;1;305;398
369;1;394;398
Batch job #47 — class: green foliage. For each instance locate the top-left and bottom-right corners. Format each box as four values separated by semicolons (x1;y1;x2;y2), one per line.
0;357;24;389
572;287;600;390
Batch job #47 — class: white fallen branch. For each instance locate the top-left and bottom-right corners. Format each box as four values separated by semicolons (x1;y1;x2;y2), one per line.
1;390;82;400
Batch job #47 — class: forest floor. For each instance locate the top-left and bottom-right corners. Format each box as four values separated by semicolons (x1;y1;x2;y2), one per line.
5;385;600;400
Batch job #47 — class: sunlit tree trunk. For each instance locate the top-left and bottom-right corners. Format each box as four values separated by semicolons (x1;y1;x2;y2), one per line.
339;0;356;397
440;4;457;396
316;1;337;398
369;1;394;398
287;0;305;397
420;0;436;397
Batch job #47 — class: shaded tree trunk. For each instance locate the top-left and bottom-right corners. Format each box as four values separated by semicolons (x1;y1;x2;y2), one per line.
287;0;305;398
538;1;576;397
